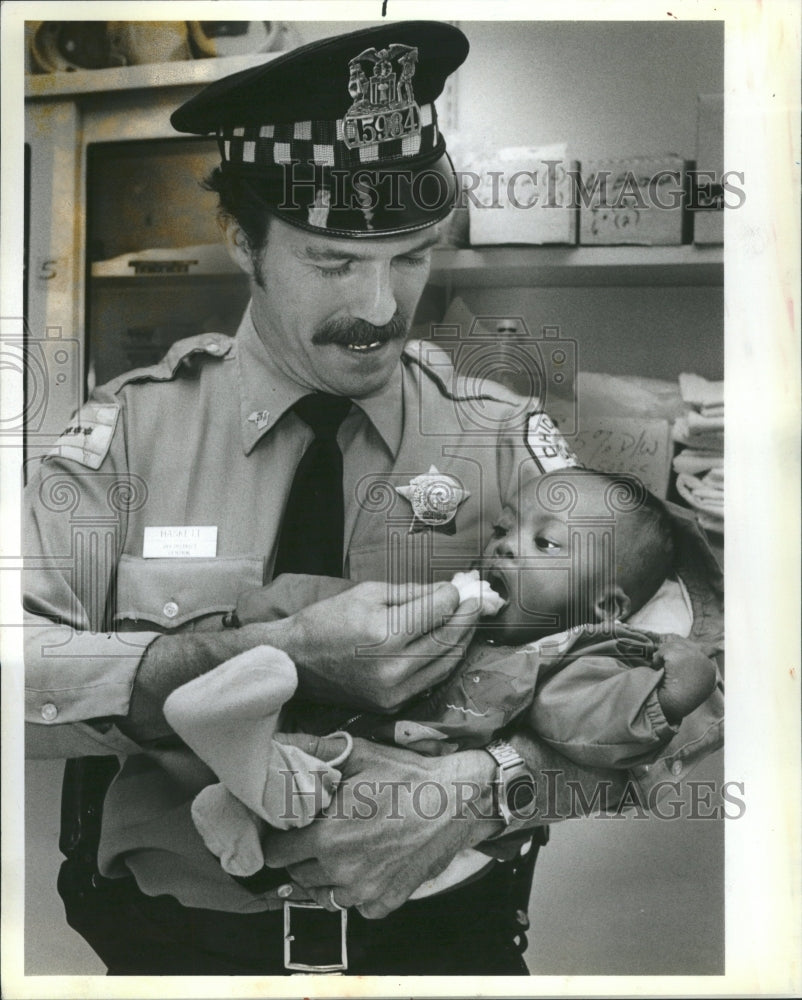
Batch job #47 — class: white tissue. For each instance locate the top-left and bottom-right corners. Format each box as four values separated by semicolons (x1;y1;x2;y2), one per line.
451;570;506;616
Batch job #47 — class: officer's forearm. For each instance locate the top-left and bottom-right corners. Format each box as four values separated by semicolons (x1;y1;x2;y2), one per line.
123;619;302;741
507;730;628;822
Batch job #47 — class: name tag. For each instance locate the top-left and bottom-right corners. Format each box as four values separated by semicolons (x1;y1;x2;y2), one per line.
143;526;218;559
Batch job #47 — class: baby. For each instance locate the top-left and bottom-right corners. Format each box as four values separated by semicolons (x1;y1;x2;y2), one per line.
164;470;721;880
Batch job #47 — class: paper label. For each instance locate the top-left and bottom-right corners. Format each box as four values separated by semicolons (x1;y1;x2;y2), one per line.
143;526;218;559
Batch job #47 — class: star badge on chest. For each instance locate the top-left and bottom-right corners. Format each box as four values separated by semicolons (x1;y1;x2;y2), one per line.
395;465;470;535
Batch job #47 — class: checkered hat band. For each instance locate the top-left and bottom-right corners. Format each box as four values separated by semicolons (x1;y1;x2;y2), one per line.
219;104;437;168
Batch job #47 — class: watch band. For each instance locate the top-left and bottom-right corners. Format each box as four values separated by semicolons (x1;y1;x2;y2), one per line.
486;738;526;771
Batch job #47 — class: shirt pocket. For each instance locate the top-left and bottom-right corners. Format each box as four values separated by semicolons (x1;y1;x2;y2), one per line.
347;533;482;585
114;554;265;630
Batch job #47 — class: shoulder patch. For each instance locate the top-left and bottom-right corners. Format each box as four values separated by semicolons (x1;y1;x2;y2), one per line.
403;338;528;409
526;411;581;472
48;401;120;469
106;333;234;394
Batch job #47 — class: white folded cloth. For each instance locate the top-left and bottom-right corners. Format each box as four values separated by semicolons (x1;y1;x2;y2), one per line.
673;449;724;475
672;417;724;451
686;409;725;434
676;470;725;530
679;372;724;409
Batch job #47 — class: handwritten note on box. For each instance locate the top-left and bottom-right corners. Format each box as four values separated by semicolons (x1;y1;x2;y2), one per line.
571;417;673;497
579;155;687;246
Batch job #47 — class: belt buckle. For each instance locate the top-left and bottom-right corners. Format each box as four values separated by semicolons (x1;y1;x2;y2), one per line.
283;900;348;973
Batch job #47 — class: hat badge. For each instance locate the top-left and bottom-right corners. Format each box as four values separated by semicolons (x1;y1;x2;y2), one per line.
396;465;470;531
343;43;422;150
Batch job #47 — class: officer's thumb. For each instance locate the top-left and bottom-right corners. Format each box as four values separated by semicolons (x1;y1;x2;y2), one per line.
430;580;462;618
274;730;354;767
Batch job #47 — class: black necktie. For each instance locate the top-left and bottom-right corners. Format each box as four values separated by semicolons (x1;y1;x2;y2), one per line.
272;393;352;578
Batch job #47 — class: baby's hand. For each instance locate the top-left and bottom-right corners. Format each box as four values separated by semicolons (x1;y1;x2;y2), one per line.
653;634;718;725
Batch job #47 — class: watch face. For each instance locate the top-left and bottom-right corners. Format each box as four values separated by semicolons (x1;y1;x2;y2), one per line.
507;774;537;817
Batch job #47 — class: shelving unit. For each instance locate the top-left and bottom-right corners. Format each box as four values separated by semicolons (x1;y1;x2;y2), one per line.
25;51;724;434
25;52;276;99
89;242;723;287
429;244;723;288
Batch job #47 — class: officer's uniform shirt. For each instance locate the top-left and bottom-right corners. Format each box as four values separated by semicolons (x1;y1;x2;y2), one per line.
24;305;540;909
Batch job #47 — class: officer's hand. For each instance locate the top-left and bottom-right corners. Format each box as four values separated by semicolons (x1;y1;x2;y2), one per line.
262;737;502;918
286;581;482;713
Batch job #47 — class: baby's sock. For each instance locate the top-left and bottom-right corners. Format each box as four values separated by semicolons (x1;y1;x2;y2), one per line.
164;645;351;827
191;783;267;877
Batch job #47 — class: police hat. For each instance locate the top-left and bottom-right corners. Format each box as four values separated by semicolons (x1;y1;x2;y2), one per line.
172;21;469;237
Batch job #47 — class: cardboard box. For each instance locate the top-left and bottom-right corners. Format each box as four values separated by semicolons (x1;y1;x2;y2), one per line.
579;155;688;246
571;416;673;498
466;144;578;245
693;94;724;246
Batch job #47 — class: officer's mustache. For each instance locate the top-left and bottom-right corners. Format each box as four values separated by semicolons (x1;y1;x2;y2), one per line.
312;313;409;347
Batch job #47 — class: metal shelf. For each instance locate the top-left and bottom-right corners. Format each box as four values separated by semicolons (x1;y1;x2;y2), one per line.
427;245;723;288
25;52;278;99
90;243;723;286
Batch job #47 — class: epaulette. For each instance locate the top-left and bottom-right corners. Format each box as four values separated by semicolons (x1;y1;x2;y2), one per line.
402;338;532;410
105;333;234;394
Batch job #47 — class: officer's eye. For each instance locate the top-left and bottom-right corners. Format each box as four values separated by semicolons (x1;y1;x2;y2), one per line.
396;252;430;268
535;535;561;552
317;261;353;278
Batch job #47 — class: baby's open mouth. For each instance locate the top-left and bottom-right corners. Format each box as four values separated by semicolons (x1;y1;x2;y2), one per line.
483;569;509;607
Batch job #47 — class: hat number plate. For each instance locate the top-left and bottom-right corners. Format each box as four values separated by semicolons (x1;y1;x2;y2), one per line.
344;104;421;149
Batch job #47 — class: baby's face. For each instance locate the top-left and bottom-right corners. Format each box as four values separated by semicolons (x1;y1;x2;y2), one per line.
481;474;615;643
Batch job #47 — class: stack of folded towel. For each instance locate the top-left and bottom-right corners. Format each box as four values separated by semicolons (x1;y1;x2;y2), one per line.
672;373;724;533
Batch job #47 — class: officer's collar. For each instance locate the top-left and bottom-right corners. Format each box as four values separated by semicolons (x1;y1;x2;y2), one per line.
236;305;403;457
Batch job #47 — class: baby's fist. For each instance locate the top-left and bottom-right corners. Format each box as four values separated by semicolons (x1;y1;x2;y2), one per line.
653;635;718;724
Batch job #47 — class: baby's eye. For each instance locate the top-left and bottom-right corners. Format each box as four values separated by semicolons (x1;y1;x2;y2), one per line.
491;523;509;539
535;536;560;551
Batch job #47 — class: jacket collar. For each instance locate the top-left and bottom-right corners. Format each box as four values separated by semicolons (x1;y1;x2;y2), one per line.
236;305;403;457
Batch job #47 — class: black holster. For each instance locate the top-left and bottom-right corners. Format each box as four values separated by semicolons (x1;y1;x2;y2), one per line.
59;756;119;875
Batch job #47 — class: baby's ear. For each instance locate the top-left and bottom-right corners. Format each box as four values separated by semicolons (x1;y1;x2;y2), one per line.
592;585;631;623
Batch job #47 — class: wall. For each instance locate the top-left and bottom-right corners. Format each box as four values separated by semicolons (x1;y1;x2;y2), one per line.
455;20;724;383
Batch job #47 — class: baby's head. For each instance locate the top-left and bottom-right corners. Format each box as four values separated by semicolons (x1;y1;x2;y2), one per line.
481;469;675;644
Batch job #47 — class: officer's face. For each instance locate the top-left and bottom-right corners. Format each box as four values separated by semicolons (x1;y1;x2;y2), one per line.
248;216;440;397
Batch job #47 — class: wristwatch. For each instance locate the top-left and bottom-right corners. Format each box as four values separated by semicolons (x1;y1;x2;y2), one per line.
485;738;537;826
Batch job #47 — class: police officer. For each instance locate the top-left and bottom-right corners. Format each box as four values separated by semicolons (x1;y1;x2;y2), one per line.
24;22;631;975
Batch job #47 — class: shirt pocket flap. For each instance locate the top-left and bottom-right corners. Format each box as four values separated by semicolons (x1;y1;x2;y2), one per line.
348;534;481;585
115;554;265;628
